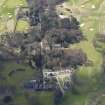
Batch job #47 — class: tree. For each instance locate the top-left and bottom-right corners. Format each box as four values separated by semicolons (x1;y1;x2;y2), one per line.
44;48;87;69
70;15;80;29
62;49;87;68
3;96;12;104
93;33;105;54
40;9;59;33
54;88;64;105
60;18;71;29
32;52;45;70
45;28;83;48
7;32;24;48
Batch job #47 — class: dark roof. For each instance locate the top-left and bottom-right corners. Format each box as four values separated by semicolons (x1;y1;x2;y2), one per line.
24;79;57;91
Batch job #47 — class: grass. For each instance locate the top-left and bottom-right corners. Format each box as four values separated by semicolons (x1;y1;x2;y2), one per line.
36;92;54;105
0;61;54;105
0;0;27;16
15;94;29;105
0;0;105;105
67;0;104;8
0;0;54;105
57;0;105;105
62;92;86;105
18;92;54;105
16;20;29;31
64;0;103;80
0;0;28;32
1;61;35;85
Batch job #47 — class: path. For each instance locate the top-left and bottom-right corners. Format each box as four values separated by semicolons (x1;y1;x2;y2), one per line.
6;19;15;32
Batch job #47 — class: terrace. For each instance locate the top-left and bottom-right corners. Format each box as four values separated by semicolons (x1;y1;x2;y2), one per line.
43;68;73;80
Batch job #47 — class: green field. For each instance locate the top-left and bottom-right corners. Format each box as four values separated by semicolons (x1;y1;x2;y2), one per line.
0;0;28;32
59;0;105;104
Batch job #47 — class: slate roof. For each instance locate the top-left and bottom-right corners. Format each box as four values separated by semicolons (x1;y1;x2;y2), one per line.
24;79;57;91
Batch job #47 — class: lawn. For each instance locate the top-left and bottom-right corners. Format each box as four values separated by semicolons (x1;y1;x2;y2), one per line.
0;61;54;105
2;62;35;85
0;0;27;15
58;0;104;80
64;0;104;84
57;0;105;105
16;20;30;31
0;0;28;33
14;92;53;105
